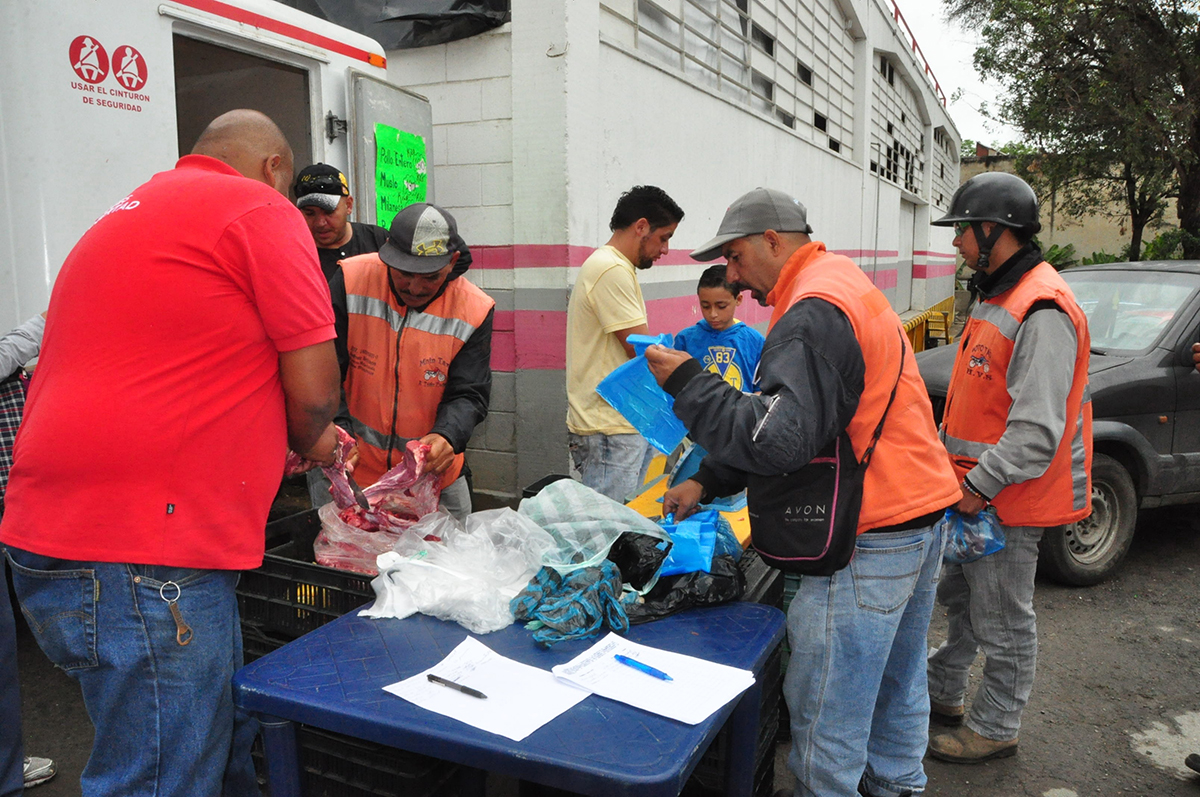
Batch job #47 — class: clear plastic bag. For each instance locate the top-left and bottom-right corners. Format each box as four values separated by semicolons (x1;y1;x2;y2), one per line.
594;333;689;454
940;508;1006;564
312;440;441;574
360;508;557;634
518;478;671;579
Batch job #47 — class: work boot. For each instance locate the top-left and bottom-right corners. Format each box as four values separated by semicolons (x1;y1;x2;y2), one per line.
23;756;57;788
927;726;1017;764
929;699;964;727
1186;753;1200;774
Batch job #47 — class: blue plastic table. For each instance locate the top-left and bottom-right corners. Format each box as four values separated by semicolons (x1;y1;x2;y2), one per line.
233;601;786;797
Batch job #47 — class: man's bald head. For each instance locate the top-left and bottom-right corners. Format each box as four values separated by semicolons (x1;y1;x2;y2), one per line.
192;109;294;195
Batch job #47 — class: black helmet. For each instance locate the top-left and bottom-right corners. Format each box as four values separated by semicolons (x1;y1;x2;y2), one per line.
933;172;1041;235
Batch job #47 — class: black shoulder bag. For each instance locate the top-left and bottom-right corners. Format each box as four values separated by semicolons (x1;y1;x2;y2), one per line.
746;330;907;575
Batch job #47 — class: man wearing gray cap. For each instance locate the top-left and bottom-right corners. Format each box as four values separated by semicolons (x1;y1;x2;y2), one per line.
646;188;959;797
329;202;494;518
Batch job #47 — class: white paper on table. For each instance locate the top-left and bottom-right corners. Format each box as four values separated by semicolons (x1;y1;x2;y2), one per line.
550;633;755;725
382;637;591;742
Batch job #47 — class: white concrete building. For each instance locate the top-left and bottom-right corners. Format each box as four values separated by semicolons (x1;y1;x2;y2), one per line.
383;0;961;502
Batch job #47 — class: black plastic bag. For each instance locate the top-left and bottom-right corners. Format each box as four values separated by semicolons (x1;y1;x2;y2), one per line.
625;554;745;625
276;0;510;50
607;532;670;591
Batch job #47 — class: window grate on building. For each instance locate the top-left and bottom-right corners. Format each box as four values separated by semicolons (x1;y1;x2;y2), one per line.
604;0;857;158
871;54;924;195
931;126;958;210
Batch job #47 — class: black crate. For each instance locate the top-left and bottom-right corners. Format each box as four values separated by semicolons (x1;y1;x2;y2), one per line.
683;640;783;797
250;724;459;797
237;509;374;641
521;474;571;499
739;549;784;609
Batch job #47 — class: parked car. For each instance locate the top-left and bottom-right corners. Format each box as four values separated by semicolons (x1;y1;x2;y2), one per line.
917;261;1200;586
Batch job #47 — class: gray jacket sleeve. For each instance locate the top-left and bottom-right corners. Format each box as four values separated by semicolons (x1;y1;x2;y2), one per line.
0;315;45;379
967;306;1079;499
665;298;865;481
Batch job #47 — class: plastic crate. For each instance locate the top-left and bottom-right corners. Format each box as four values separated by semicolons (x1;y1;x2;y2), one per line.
521;474;571;499
739;549;784;609
250;724;459;797
237;509;374;641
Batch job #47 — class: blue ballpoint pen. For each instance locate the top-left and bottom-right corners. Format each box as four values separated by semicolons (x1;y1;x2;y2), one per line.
613;654;673;681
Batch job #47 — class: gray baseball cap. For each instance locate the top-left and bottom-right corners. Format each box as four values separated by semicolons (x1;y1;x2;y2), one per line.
690;187;814;261
379;203;463;274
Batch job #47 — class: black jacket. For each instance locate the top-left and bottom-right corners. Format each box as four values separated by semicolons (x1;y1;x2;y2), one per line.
664;298;865;497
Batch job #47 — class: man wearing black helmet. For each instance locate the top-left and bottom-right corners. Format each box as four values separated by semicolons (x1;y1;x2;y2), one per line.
926;172;1092;763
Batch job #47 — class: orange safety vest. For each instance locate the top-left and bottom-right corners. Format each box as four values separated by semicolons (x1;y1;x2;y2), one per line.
340;253;495;489
766;242;961;533
941;261;1092;527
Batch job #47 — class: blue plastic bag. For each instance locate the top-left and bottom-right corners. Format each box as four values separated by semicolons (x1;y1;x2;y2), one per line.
939;508;1006;564
657;509;741;576
595;333;689;454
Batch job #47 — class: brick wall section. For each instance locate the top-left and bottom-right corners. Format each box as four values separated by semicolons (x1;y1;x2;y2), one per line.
387;26;521;501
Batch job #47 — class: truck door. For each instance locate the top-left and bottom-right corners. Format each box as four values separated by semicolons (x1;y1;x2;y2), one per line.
345;71;434;227
173;34;313;166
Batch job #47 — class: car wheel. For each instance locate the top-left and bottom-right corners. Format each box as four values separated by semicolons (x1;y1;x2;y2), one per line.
1039;453;1137;586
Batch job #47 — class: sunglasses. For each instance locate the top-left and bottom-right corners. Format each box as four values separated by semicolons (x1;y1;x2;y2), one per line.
953;221;971;237
296;174;347;196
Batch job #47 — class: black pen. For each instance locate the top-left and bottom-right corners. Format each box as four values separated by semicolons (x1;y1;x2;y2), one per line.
427;673;488;700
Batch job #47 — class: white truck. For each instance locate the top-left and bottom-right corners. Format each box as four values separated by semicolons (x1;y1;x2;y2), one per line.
1;0;434;334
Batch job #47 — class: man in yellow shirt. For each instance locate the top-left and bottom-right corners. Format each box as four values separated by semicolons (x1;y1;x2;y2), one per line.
565;185;684;501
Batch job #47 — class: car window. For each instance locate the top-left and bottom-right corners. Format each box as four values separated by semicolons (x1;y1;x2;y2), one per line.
1063;270;1200;353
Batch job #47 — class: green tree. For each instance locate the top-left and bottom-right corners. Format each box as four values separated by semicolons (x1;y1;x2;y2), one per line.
946;0;1200;257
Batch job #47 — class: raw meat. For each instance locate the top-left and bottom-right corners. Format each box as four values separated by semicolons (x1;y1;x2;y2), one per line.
313;439;442;574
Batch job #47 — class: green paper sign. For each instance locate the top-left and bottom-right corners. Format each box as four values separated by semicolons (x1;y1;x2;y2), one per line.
374;123;427;229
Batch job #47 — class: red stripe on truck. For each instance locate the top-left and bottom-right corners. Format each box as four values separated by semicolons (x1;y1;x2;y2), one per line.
175;0;386;67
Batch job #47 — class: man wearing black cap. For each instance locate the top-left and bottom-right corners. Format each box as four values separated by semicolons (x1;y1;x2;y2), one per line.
644;187;960;797
925;172;1091;764
294;163;389;282
329;203;493;519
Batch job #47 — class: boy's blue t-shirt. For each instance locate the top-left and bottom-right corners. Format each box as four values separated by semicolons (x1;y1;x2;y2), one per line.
674;319;765;392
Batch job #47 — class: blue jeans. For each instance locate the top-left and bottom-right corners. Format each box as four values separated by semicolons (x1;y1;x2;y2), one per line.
783;522;945;797
5;547;258;797
0;557;24;797
927;524;1044;742
568;432;652;503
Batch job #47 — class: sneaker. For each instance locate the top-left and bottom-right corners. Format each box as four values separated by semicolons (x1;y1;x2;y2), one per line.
1186;753;1200;774
929;699;965;727
23;756;56;788
927;726;1018;764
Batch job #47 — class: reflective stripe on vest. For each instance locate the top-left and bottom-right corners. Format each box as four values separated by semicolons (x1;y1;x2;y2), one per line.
941;261;1093;525
765;242;962;533
340;253;494;490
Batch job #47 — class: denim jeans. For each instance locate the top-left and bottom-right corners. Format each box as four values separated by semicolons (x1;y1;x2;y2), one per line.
927;524;1044;742
568;432;651;503
783;522;944;797
5;547;258;797
0;557;23;797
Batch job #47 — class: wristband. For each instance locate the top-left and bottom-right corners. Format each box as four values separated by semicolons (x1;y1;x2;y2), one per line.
961;478;989;502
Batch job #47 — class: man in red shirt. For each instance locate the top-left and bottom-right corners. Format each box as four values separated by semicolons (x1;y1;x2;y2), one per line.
0;110;340;796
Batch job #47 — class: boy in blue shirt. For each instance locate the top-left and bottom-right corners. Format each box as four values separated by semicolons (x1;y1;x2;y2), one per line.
674;265;765;392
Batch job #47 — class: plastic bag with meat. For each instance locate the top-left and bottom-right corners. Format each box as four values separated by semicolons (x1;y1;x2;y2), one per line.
311;439;442;575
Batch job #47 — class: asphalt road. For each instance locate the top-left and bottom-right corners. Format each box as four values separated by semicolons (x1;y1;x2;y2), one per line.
12;505;1200;796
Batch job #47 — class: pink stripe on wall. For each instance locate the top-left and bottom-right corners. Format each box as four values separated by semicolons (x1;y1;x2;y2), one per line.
472;244;913;269
488;310;568;371
870;269;898;290
913;263;957;279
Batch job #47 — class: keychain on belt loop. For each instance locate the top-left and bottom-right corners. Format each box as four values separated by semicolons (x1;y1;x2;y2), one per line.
160;581;194;646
